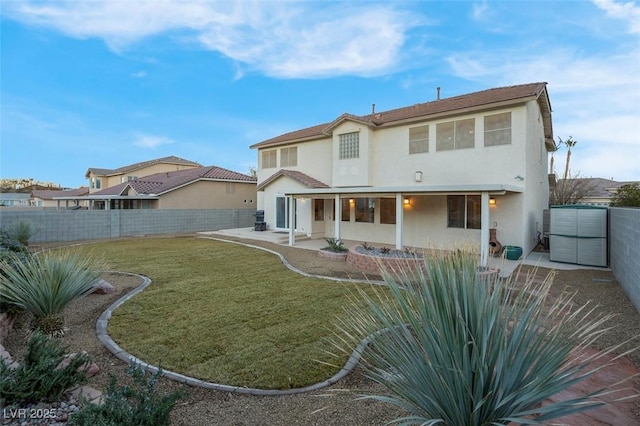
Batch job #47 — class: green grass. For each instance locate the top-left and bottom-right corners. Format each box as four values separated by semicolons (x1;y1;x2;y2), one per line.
77;237;367;390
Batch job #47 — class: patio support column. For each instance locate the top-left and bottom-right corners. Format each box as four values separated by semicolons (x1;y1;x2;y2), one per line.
334;194;341;240
395;193;403;250
288;195;295;246
480;191;490;267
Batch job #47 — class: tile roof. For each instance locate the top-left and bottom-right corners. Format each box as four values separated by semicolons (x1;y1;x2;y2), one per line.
86;156;202;178
559;178;640;199
92;166;256;196
31;188;89;199
256;169;330;191
251;82;550;148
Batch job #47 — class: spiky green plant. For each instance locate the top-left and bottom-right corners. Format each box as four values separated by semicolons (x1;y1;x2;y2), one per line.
333;249;637;425
0;250;106;336
7;221;37;246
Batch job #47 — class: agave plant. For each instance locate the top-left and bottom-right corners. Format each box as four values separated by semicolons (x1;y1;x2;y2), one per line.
333;249;637;425
0;250;106;336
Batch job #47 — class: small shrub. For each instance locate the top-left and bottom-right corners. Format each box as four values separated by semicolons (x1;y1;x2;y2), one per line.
69;363;184;426
361;242;373;250
403;247;416;257
380;247;390;254
323;237;347;253
0;332;90;406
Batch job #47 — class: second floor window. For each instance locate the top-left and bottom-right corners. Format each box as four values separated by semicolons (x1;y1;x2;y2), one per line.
91;177;101;189
409;125;429;154
280;147;297;167
436;118;475;151
261;150;277;169
484;112;511;146
339;132;359;159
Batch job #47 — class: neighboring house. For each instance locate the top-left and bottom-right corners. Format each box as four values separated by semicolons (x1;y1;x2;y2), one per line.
30;188;90;208
85;156;202;193
57;166;256;210
0;193;30;207
556;178;639;205
250;82;555;264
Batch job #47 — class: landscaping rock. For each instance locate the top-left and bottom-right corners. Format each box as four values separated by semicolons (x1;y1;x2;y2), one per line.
91;278;115;294
56;351;100;378
67;385;104;405
0;342;20;370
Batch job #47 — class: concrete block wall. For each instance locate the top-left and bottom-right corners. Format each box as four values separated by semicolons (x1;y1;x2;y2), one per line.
0;209;255;243
609;207;640;314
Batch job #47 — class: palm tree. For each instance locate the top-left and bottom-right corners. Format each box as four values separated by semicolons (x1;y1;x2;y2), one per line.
560;136;577;182
334;249;636;425
0;251;106;336
549;137;563;175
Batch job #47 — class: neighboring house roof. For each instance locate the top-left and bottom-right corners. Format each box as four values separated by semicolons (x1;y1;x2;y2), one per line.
251;82;553;150
31;188;89;200
256;169;331;191
92;166;256;196
559;178;639;200
0;193;31;201
85;156;202;178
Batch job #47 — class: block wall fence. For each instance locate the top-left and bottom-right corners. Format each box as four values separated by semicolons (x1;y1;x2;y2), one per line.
0;209;256;243
609;207;640;314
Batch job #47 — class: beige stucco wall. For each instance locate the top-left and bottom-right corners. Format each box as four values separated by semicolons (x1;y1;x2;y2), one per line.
258;140;333;185
156;180;256;209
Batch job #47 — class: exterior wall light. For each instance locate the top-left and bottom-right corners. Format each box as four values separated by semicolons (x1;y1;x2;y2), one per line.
415;171;423;182
349;198;355;204
489;197;497;206
403;197;411;205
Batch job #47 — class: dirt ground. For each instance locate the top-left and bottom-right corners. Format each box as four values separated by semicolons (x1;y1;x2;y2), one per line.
3;236;639;425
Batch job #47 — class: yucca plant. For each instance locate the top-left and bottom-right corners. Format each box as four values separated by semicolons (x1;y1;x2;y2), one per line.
0;250;106;336
333;249;637;425
7;221;37;247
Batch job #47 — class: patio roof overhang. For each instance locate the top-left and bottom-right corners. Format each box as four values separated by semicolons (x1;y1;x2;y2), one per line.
52;195;160;201
282;184;522;198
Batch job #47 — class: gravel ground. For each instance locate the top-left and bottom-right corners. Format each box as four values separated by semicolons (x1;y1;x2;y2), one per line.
2;237;639;425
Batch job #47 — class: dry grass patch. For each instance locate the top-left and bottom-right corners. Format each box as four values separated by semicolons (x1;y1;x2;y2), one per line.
74;237;368;390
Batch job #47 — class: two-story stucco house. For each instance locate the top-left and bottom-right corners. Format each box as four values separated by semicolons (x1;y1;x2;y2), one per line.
85;156;202;193
250;82;554;264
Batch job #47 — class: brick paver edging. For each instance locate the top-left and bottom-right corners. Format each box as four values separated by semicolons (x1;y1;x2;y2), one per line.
96;237;384;396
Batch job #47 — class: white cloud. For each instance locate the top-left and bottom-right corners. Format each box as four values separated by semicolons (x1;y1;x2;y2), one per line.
131;71;147;78
472;1;490;21
3;0;416;78
592;0;640;33
445;46;640;181
133;134;174;149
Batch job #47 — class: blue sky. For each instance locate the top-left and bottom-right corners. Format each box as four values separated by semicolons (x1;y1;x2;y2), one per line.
1;0;639;188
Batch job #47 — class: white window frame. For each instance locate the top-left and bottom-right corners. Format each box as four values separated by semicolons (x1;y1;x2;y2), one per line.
409;125;429;154
280;146;297;167
261;149;277;169
484;112;511;147
436;118;475;151
339;132;359;159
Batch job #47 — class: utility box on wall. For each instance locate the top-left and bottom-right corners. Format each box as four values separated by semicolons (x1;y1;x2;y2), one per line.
549;205;608;267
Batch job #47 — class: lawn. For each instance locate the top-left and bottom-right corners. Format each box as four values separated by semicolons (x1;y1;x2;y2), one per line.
76;236;369;390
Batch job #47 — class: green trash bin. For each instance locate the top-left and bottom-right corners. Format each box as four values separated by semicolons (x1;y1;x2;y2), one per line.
503;246;523;260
